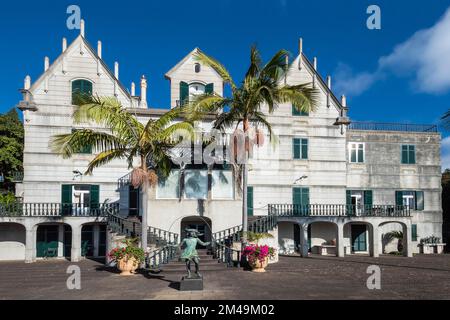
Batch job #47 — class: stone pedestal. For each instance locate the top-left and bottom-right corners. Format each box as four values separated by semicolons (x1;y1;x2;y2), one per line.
179;276;203;291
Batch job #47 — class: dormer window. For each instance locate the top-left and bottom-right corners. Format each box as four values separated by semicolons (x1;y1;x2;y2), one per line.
189;82;205;100
194;63;201;73
179;81;214;106
72;79;92;104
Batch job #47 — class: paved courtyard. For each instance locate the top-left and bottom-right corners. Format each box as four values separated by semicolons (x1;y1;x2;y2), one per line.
0;254;449;300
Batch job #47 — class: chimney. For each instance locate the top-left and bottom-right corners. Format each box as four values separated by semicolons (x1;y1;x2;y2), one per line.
80;19;85;37
114;62;119;79
97;41;102;59
62;38;67;52
131;82;136;96
44;57;49;71
24;75;31;90
341;95;347;107
140;75;147;108
313;57;317;70
298;37;303;70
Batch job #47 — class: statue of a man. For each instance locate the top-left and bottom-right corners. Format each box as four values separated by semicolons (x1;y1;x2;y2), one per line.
179;228;210;278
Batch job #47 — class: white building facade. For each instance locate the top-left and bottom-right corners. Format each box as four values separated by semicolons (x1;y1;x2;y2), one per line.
0;23;443;263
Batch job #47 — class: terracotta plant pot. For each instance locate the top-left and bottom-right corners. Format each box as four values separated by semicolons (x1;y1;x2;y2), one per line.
249;257;269;273
117;256;139;276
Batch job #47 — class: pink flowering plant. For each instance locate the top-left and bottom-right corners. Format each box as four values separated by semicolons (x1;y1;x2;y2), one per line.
242;244;275;264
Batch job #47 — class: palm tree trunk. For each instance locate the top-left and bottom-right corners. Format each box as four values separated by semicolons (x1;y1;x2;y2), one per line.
241;118;250;244
140;156;148;254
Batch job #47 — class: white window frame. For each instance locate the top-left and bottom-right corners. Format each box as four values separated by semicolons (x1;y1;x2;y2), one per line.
348;142;365;163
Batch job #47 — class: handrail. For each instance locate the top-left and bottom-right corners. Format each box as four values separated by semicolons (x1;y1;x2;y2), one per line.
146;245;178;270
348;121;438;133
0;202;119;217
268;204;411;217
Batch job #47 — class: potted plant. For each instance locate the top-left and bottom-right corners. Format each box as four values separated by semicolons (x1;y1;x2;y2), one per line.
108;238;145;276
242;232;276;272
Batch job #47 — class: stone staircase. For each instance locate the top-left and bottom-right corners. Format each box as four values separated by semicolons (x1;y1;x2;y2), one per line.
151;248;231;273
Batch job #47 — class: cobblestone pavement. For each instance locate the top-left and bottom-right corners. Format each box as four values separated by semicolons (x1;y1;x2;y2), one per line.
1;254;449;300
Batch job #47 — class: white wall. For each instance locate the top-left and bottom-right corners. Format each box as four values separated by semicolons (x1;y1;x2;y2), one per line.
0;223;26;261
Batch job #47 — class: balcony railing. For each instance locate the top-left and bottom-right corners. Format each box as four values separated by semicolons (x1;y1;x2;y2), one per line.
0;203;119;217
268;204;411;217
348;122;438;133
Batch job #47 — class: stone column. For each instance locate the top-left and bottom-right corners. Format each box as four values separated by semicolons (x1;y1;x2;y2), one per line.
336;223;345;257
370;224;379;258
93;224;100;257
403;223;413;257
58;224;64;258
25;225;36;263
71;224;82;262
299;223;309;258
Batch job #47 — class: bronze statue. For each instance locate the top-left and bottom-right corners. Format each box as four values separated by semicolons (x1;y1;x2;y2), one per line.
179;228;210;278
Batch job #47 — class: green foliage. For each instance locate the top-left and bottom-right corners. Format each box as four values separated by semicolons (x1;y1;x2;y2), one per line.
108;237;145;263
51;94;195;182
0;192;17;205
0;109;23;182
245;231;274;244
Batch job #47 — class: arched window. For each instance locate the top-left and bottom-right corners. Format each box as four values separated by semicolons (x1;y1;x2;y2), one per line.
194;63;201;73
72;79;93;104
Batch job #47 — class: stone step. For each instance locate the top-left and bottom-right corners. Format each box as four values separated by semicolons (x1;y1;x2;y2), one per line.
160;264;229;272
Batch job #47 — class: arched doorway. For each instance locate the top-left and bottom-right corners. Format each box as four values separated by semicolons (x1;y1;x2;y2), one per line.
379;221;408;255
309;221;338;256
36;223;71;259
343;222;374;255
180;216;212;247
0;223;26;261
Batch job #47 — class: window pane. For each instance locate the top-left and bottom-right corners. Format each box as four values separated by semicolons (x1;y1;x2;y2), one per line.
409;149;416;164
351;149;357;162
211;170;233;199
157;170;180;199
301;139;308;159
184;170;208;199
293;139;300;159
358;147;364;163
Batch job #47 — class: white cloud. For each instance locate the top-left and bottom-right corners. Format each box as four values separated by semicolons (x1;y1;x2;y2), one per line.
334;7;450;96
442;136;450;172
333;63;382;96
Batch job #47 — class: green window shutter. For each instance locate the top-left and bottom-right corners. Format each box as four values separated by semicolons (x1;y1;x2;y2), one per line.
61;184;72;216
90;185;100;209
180;81;189;105
364;190;373;207
292;105;308;116
293;138;301;159
346;190;352;205
401;145;408;164
293;187;302;205
411;224;418;241
301;139;308;159
61;185;72;204
205;83;214;94
409;145;416;164
415;191;424;210
395;191;403;206
301;188;310;205
247;186;253;216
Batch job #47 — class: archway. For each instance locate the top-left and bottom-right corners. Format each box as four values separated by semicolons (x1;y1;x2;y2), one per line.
278;221;298;254
309;221;338;256
36;223;72;259
0;223;26;261
343;222;375;255
379;221;409;255
180;216;212;246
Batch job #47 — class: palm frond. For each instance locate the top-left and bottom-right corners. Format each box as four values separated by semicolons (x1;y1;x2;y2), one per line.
85;148;129;175
51;129;127;158
193;51;236;91
278;84;320;114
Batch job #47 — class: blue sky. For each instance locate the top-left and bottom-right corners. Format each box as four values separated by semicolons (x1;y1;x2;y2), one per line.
0;0;449;168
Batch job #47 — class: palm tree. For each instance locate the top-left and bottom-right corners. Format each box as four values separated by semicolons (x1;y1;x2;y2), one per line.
51;94;194;251
384;230;404;253
189;46;320;243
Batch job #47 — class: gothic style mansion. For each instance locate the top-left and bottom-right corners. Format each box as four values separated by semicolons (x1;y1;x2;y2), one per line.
0;21;443;265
